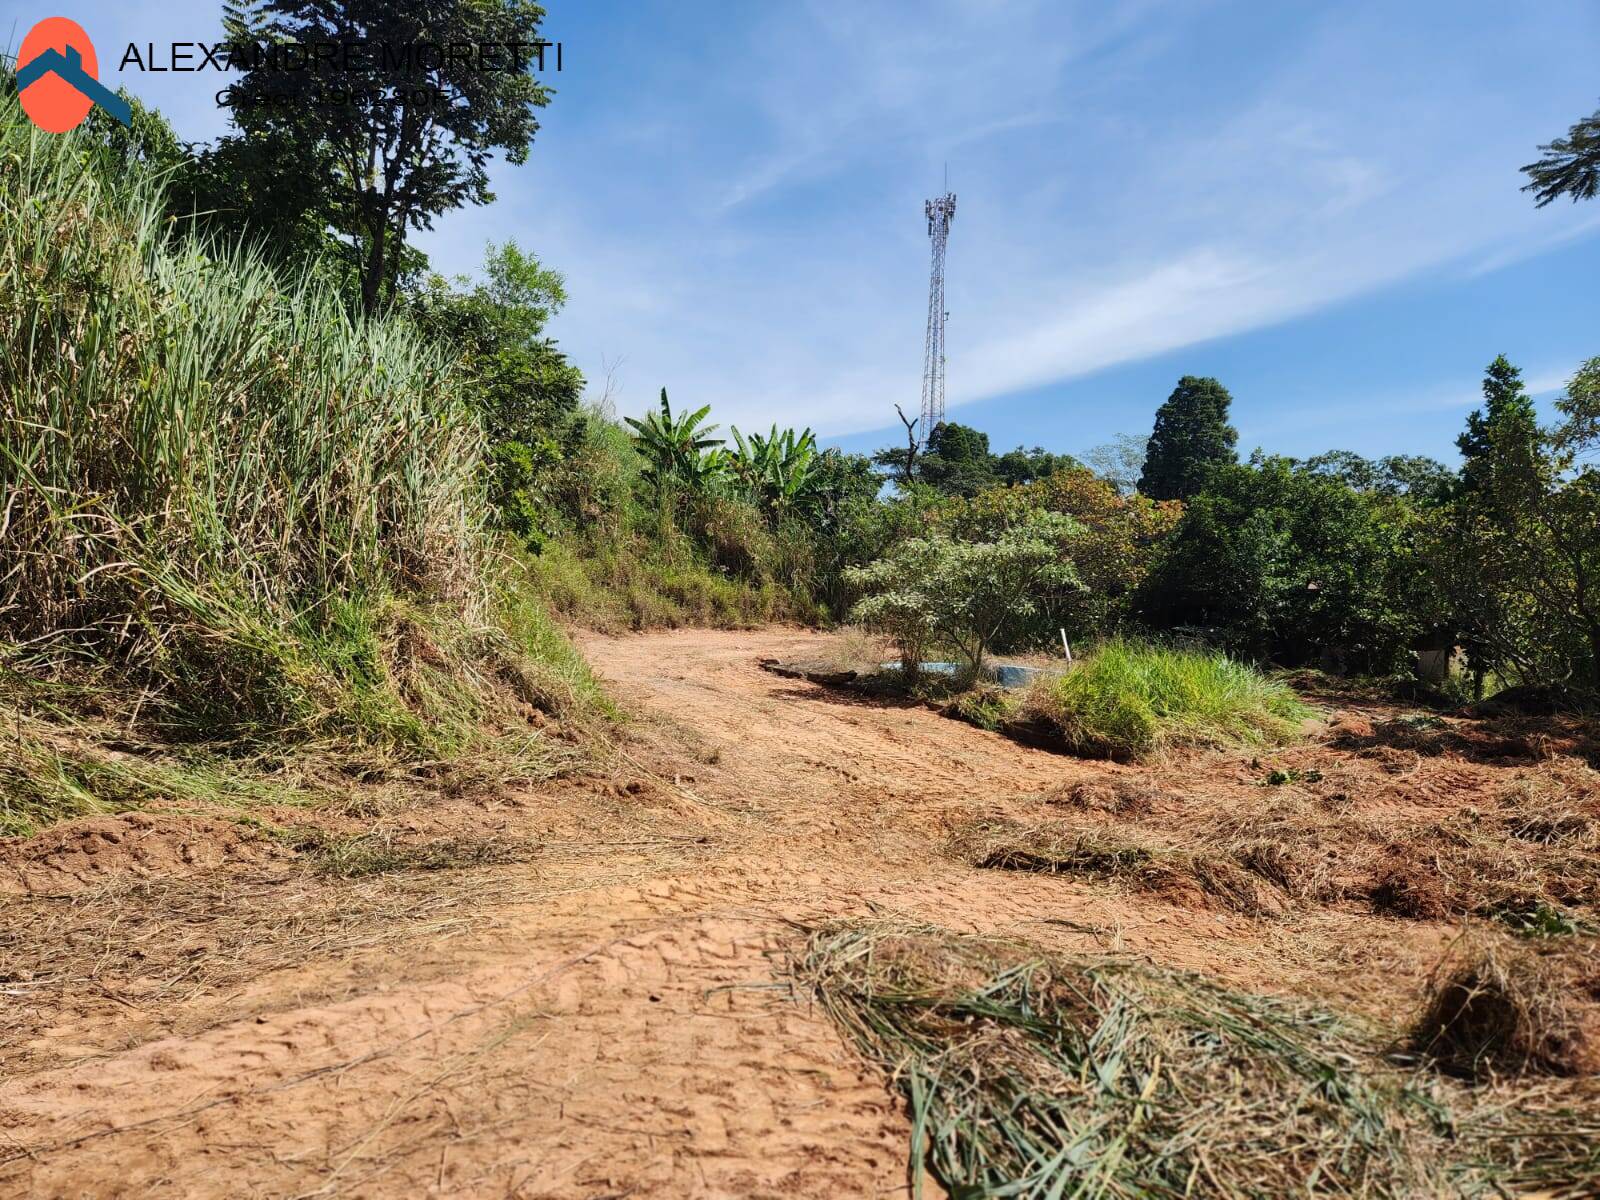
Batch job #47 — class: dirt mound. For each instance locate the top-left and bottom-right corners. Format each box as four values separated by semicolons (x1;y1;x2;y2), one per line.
0;811;290;895
1369;859;1454;920
1413;939;1600;1078
758;657;860;686
1471;684;1589;717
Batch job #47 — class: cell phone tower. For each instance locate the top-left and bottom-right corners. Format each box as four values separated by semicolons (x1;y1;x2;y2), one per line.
919;188;957;438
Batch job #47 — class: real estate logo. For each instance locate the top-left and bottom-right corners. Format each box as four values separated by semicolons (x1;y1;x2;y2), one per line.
14;17;132;131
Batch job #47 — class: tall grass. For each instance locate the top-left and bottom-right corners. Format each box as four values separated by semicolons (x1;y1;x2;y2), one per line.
0;102;585;754
1025;639;1310;759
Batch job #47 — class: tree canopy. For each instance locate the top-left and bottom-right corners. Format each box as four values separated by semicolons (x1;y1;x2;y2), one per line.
220;0;554;313
1522;101;1600;207
1137;376;1239;501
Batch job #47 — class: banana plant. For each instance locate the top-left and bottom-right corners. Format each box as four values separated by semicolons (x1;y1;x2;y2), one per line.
729;423;818;515
624;388;728;490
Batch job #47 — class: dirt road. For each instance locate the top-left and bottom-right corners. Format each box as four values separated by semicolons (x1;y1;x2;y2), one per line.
0;628;1451;1197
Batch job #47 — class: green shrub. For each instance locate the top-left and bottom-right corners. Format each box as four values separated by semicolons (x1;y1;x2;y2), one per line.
1136;457;1425;672
1026;639;1309;759
845;513;1083;678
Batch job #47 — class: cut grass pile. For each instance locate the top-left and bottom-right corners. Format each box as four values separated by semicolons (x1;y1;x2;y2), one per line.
970;750;1600;929
0;723;315;839
949;816;1288;916
1366;837;1600;929
798;923;1600;1198
798;924;1442;1197
1024;639;1310;760
0;675;333;838
956;797;1600;927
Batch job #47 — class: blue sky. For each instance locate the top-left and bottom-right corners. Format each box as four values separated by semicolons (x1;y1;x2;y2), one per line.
27;0;1600;463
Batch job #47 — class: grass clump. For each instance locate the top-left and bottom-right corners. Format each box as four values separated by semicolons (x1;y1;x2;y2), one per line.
943;682;1016;732
1024;639;1311;760
797;924;1446;1198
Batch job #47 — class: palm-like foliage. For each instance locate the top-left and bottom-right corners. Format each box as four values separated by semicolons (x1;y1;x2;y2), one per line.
624;388;727;489
730;424;818;514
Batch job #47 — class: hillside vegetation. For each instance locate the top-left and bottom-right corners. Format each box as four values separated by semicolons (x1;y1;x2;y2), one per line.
0;101;598;832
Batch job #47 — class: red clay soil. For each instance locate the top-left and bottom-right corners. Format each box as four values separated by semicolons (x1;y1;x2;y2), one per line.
0;628;1583;1197
0;811;294;896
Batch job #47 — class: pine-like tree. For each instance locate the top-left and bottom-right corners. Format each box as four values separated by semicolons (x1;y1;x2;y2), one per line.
1522;102;1600;208
1457;354;1540;492
1137;376;1239;501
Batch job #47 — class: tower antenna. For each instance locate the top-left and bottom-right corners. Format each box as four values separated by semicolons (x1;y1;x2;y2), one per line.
919;185;956;438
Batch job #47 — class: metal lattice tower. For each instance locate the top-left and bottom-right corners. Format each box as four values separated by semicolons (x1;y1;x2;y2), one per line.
919;191;956;437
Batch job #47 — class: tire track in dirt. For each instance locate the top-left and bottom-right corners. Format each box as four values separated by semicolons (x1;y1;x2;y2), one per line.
0;628;1456;1197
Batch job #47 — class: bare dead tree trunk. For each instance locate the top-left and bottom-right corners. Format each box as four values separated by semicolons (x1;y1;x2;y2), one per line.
894;403;920;486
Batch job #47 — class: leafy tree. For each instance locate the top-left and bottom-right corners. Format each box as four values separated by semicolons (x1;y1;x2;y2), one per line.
409;242;583;547
1374;455;1458;505
1138;376;1239;500
1138;457;1424;671
1082;433;1149;495
1522;101;1600;207
1301;450;1381;492
1458;355;1540;492
1432;356;1600;693
221;0;554;313
938;468;1182;640
871;419;1074;495
919;422;998;496
995;445;1079;486
846;514;1083;678
1557;356;1600;456
1302;450;1456;504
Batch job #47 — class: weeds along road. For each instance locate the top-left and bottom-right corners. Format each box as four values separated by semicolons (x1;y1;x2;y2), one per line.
1;628;1455;1199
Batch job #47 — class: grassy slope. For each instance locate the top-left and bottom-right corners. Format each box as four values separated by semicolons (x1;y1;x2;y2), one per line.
0;103;603;834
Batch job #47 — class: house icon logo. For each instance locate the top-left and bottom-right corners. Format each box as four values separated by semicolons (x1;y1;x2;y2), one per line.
14;17;131;131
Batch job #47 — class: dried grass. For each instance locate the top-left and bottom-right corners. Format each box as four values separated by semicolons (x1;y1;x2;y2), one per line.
1412;939;1599;1080
797;922;1600;1198
796;923;1445;1197
288;829;544;878
991;751;1600;929
1040;778;1166;817
949;816;1289;916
